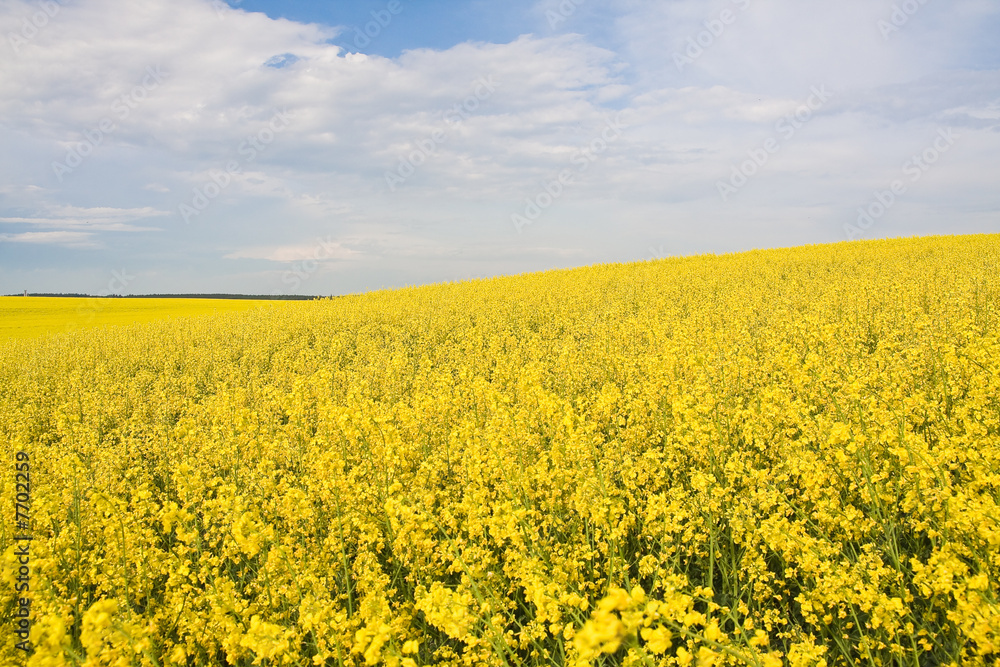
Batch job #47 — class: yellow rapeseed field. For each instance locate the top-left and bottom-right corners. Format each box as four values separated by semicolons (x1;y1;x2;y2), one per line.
1;235;998;667
0;297;273;341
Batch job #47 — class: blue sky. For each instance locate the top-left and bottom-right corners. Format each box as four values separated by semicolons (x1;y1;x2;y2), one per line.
232;0;551;58
1;0;998;296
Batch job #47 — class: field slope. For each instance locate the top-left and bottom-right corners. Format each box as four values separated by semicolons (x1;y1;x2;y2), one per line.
1;235;998;666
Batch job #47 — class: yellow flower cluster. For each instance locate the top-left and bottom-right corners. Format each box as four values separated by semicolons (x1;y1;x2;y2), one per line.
1;235;998;666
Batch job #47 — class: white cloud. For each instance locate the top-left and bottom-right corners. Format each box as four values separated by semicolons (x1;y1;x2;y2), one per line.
0;205;168;232
0;231;98;247
0;0;998;294
224;241;362;262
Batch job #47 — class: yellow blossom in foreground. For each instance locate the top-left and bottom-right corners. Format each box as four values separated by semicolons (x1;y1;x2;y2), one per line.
641;626;673;653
